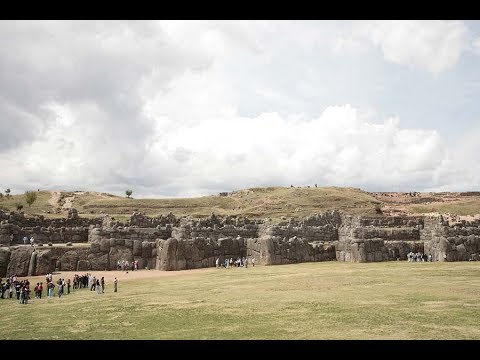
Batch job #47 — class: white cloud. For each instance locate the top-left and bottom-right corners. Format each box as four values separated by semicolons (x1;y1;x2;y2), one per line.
472;36;480;54
1;100;466;196
0;20;479;197
356;20;469;73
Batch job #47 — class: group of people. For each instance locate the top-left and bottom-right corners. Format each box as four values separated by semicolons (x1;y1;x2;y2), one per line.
0;275;31;304
117;260;139;272
0;272;119;305
407;252;432;262
8;234;35;246
215;256;255;268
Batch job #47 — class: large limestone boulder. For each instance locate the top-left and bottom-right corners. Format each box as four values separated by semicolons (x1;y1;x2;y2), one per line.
77;259;89;271
175;240;186;270
158;238;178;271
141;241;152;258
0;248;11;277
59;251;79;271
35;250;54;275
218;237;233;255
456;244;468;261
87;253;109;270
133;240;143;256
100;239;111;253
108;247;133;270
259;236;275;265
7;247;34;276
89;242;101;253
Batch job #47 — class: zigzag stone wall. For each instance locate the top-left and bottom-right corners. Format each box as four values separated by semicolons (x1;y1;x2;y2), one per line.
2;209;480;276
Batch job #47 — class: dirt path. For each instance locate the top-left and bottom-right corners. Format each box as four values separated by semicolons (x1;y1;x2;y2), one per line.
62;195;75;210
48;191;61;208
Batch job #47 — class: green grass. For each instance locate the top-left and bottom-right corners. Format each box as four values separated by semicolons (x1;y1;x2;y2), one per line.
409;200;480;216
0;191;55;215
1;262;479;339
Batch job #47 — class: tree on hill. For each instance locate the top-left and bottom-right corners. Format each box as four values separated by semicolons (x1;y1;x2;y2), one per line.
125;189;133;198
5;188;10;197
25;191;37;207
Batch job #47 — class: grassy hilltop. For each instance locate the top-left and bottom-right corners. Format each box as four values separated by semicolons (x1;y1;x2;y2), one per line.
2;186;480;220
0;187;381;221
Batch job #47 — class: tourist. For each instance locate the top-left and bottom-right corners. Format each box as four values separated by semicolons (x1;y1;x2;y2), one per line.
96;279;101;294
67;278;71;294
24;284;30;304
215;258;219;268
101;277;105;293
252;257;255;267
0;279;5;299
57;278;63;298
30;236;35;247
15;282;21;300
19;285;25;304
23;236;28;245
114;277;118;292
38;282;43;299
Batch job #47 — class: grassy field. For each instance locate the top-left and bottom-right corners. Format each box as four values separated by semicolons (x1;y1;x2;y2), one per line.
1;261;479;340
409;200;480;216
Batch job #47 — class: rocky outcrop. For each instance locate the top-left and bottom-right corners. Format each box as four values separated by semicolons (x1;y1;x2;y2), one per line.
87;253;109;271
35;250;55;275
7;247;34;276
108;247;133;270
157;238;178;271
59;251;79;271
0;248;11;277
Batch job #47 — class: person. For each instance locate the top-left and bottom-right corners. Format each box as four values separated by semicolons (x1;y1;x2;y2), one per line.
215;258;219;268
114;277;118;292
23;236;28;245
100;277;105;293
30;236;34;246
252;257;255;267
67;279;71;294
9;234;13;244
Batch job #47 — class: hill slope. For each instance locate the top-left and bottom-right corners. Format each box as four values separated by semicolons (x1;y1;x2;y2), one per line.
2;187;480;220
0;187;380;220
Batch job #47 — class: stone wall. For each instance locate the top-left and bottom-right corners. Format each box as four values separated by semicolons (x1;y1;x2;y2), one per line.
422;216;480;261
2;209;480;275
337;215;425;262
0;210;101;245
88;226;171;243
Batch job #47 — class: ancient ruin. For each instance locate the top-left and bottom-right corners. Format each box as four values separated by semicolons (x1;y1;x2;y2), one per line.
1;208;479;277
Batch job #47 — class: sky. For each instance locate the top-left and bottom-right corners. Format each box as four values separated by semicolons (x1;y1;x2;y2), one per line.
1;20;480;198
